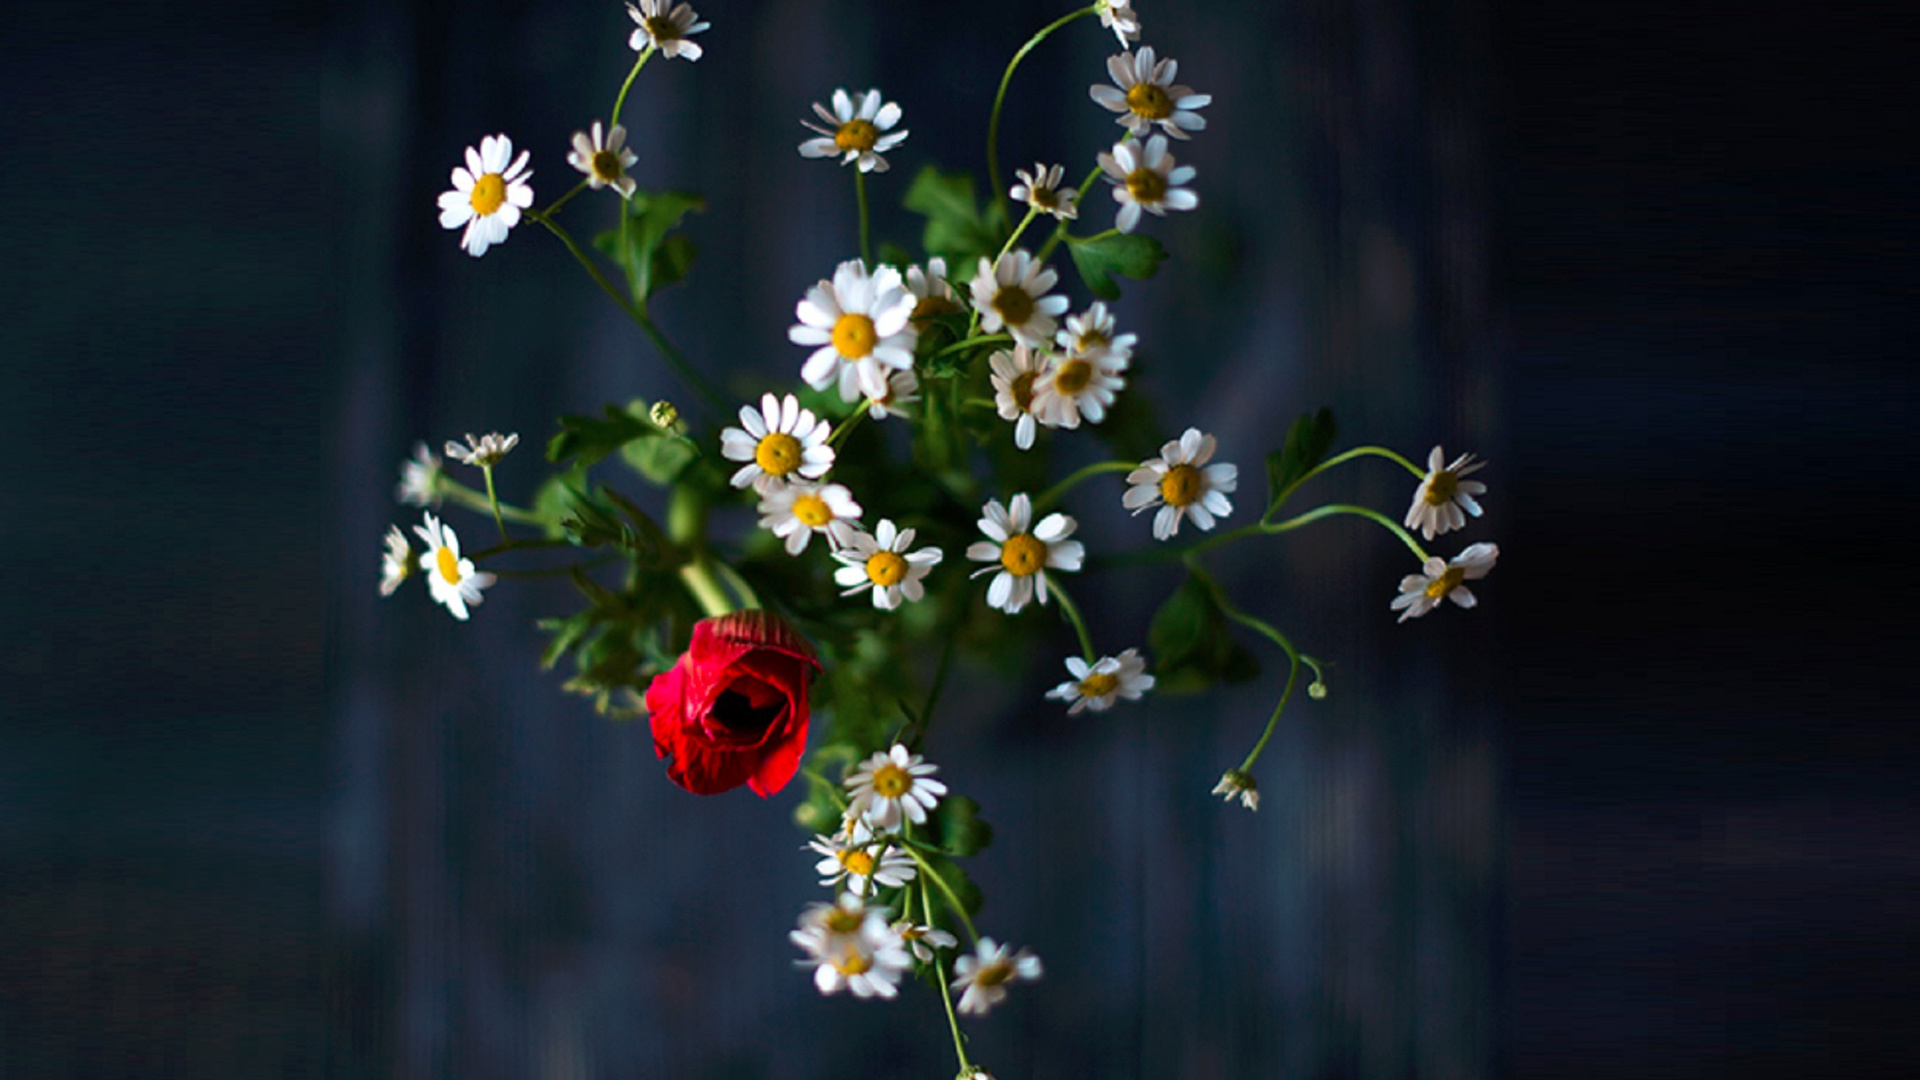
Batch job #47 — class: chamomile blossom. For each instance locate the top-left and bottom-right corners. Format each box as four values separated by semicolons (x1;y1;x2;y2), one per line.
1212;769;1259;812
1391;542;1499;622
566;121;637;198
951;938;1044;1017
892;920;959;963
1099;134;1198;234
436;134;533;257
1097;0;1143;45
988;342;1049;451
830;519;943;610
969;250;1070;348
790;894;912;999
395;442;443;507
627;0;708;60
1089;46;1211;140
965;493;1084;614
1123;427;1238;540
864;367;920;420
789;259;918;402
1029;348;1127;430
1045;648;1156;714
378;526;412;597
808;821;917;895
444;431;519;468
1010;162;1079;221
905;257;964;333
844;744;947;831
719;393;833;493
1056;301;1137;364
1404;445;1489;541
758;481;862;556
412;512;495;621
798;88;908;173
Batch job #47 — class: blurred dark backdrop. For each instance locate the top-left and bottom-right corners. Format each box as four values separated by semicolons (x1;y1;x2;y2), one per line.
1;0;1913;1077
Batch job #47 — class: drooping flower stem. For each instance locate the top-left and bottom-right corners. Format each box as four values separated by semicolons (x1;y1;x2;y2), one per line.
922;874;975;1075
905;845;980;944
987;5;1099;221
1177;503;1433;564
855;169;872;266
668;484;735;618
609;45;655;130
1033;459;1134;511
678;559;735;617
1262;444;1426;522
480;465;510;542
1048;579;1097;662
1190;563;1301;773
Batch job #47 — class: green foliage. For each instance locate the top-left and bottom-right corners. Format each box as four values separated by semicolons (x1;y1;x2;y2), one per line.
1265;408;1338;510
927;795;993;857
592;190;704;307
547;402;654;466
1065;231;1167;300
538;566;682;719
903;166;1005;265
620;433;697;485
1148;575;1261;693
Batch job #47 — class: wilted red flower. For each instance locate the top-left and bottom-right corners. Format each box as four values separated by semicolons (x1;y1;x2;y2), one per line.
645;610;820;796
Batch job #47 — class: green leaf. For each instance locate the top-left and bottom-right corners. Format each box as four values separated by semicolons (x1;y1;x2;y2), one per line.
619;433;697;485
1148;575;1213;665
928;795;993;857
1264;408;1338;509
903;166;999;263
547;404;651;466
591;190;705;306
1066;231;1167;300
1148;575;1262;693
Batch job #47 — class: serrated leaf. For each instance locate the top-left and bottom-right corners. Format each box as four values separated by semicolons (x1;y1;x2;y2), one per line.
1148;575;1262;693
619;433;697;485
591;190;705;307
1264;408;1338;509
1066;231;1167;300
903;166;999;263
928;795;993;857
547;404;651;466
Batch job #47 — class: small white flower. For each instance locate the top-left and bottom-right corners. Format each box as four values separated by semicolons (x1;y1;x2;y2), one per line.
758;481;862;556
892;920;959;963
1010;162;1079;221
378;526;412;597
951;937;1043;1017
844;744;948;831
1097;0;1143;45
395;442;443;507
1045;648;1156;714
627;0;708;60
719;393;833;493
968;250;1070;348
1212;769;1259;812
965;493;1084;614
791;894;912;999
1391;542;1499;622
436;134;534;257
566;121;637;199
988;342;1049;451
412;512;496;621
865;366;921;420
1029;348;1127;430
1089;46;1211;140
789;259;919;402
1098;134;1198;234
808;820;918;895
905;257;964;332
444;431;519;468
831;519;943;610
1123;428;1238;540
798;88;908;173
1055;301;1137;365
1404;445;1489;541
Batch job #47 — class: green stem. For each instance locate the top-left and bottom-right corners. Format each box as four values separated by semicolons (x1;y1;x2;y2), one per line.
906;846;979;944
488;556;620;579
1189;564;1302;773
929;333;1011;366
712;559;762;610
855;169;871;266
827;407;868;448
916;608;963;737
1048;579;1097;662
540;179;590;219
471;537;572;560
1262;444;1425;523
996;205;1040;262
1034;460;1134;511
1035;163;1107;263
987;6;1098;223
610;46;655;129
481;465;509;542
443;482;542;524
678;556;735;617
922;874;974;1073
1179;503;1431;563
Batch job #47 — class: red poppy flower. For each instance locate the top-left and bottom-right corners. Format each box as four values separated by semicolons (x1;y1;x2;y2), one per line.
645;610;820;796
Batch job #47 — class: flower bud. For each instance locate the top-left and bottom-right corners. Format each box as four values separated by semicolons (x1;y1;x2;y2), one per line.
1210;769;1259;812
645;610;820;797
649;399;684;434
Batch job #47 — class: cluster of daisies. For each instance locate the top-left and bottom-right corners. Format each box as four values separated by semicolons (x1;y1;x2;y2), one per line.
378;433;519;620
791;744;1042;1018
1392;446;1500;622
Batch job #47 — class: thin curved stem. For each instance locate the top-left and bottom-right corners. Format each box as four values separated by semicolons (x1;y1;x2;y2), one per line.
471;537;572;560
905;846;979;944
987;6;1098;223
712;559;762;610
855;169;871;266
488;556;620;580
929;333;1011;366
610;46;655;129
922;874;974;1074
1262;444;1425;523
1047;578;1096;662
827;407;868;448
1174;503;1431;563
1034;459;1134;512
996;205;1040;262
539;179;590;219
481;465;509;542
442;482;542;524
1189;564;1302;773
678;556;735;617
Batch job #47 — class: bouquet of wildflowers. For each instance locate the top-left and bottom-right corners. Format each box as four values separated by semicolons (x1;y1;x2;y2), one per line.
381;1;1499;1073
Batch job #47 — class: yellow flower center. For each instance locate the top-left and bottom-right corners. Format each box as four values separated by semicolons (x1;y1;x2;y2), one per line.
1125;82;1174;120
1125;166;1167;204
754;432;803;476
469;173;507;215
865;550;908;587
1052;358;1094;396
825;908;864;935
591;149;623;181
974;959;1016;987
1078;672;1120;699
871;762;911;798
1010;371;1038;412
1159;464;1202;507
999;534;1046;577
1030;185;1059;209
435;545;463;585
1076;328;1110;353
991;286;1035;328
1423;471;1459;507
832;312;878;358
839;848;876;877
835;119;880;153
792;494;834;528
1424;566;1466;600
831;949;873;976
644;14;682;41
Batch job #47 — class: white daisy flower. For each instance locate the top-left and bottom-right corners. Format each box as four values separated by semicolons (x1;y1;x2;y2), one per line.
831;519;943;610
1045;648;1156;714
1097;0;1143;45
844;744;948;831
790;894;912;1000
1098;134;1199;234
865;366;921;420
444;431;519;468
1404;445;1489;541
395;442;443;507
1392;542;1499;622
627;0;708;60
951;937;1043;1017
892;920;959;963
808;821;917;895
378;526;412;597
968;250;1070;348
412;512;496;621
758;481;862;556
719;393;833;493
965;493;1085;614
1211;769;1259;812
1123;428;1238;540
1010;162;1079;221
1089;46;1211;140
789;259;919;402
905;257;964;332
1029;348;1127;430
798;88;908;173
988;343;1049;451
566;121;637;199
436;134;534;258
1055;301;1137;365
